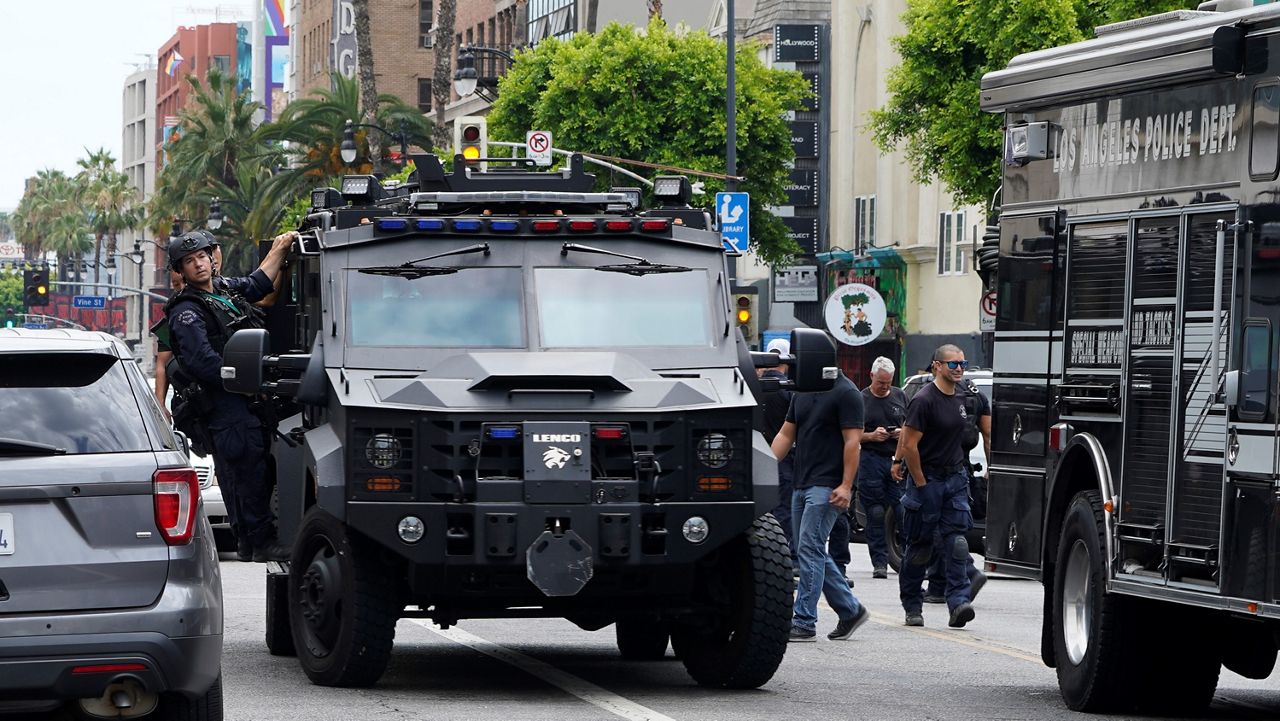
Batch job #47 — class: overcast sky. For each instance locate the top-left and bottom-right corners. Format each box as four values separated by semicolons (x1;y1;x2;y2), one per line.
0;1;259;211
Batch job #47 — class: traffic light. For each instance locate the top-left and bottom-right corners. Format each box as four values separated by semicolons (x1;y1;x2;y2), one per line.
24;268;49;307
732;289;759;346
3;307;15;329
454;116;487;167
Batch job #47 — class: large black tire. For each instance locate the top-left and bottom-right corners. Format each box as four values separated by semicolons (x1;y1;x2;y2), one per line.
1052;491;1139;712
289;508;400;687
156;670;222;721
671;514;793;689
615;618;670;660
884;506;904;573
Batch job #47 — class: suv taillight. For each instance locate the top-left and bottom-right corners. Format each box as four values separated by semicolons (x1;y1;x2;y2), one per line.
154;468;199;545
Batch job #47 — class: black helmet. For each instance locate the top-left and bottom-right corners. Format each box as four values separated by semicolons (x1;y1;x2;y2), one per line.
168;230;217;271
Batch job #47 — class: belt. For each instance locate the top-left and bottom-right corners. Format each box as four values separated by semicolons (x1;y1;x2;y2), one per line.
922;463;967;478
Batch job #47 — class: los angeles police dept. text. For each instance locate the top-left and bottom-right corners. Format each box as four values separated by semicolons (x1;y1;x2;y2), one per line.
1053;104;1237;174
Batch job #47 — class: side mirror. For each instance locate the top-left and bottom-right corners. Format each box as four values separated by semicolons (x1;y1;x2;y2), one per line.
1224;369;1240;407
221;329;269;395
788;328;838;392
172;429;191;457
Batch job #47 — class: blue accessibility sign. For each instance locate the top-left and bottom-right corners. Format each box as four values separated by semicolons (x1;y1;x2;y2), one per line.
716;192;750;252
73;295;106;309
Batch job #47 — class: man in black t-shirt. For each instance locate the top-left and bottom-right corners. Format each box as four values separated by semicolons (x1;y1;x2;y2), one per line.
771;372;869;642
859;356;908;578
892;345;978;629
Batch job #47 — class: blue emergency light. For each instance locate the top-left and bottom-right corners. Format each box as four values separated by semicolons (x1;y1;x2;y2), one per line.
453;219;483;233
416;219;446;231
486;426;520;440
375;218;408;232
489;220;520;232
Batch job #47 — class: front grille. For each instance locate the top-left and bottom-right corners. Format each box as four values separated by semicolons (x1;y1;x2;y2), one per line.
195;465;214;489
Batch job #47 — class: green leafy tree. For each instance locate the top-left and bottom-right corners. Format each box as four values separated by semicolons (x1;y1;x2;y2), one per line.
488;20;809;265
0;271;22;311
869;0;1198;207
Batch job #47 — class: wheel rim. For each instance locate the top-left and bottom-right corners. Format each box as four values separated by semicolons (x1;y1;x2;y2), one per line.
1062;538;1092;666
297;538;344;658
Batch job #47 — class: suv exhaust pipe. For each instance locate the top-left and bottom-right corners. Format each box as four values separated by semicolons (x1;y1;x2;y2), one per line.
77;678;159;719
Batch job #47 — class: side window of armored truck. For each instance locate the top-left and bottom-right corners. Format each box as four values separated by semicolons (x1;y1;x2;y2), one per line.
1251;81;1280;181
1239;320;1271;420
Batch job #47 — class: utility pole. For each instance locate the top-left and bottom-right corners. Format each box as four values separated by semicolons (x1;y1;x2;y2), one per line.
726;0;737;194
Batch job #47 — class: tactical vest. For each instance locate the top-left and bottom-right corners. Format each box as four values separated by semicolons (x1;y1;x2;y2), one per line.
163;284;263;359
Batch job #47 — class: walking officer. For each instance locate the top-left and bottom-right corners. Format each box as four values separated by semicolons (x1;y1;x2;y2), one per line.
165;228;296;562
893;344;978;628
859;356;907;579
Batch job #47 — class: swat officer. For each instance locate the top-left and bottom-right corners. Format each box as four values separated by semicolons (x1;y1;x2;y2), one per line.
893;344;978;628
166;228;296;562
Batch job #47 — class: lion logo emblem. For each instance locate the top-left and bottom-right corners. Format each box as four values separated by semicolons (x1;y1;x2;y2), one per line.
543;446;571;469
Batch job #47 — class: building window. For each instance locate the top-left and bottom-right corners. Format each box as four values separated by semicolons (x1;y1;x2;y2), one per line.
528;0;576;46
937;210;967;276
419;1;433;48
212;55;231;75
418;78;432;113
855;195;876;254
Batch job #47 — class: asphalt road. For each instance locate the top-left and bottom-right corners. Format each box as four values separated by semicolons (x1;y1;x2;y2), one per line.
201;548;1280;721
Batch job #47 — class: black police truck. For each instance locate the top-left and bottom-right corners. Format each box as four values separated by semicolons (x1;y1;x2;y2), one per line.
220;153;836;690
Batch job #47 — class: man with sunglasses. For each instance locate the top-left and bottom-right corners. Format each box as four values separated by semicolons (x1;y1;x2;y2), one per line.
166;228;297;562
891;345;978;628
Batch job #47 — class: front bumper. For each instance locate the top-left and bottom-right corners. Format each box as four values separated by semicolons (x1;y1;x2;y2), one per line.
348;499;758;568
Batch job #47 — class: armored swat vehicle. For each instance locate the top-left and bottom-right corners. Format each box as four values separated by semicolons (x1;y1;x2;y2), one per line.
220;153;836;689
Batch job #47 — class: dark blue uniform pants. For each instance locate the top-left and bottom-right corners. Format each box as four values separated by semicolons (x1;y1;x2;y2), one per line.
211;420;275;548
898;468;973;613
857;452;903;569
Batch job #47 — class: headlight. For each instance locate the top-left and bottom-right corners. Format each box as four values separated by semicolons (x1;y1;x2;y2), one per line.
696;433;733;469
365;433;403;469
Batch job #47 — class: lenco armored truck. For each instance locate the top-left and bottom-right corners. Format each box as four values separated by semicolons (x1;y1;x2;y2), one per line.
980;2;1280;713
219;153;835;690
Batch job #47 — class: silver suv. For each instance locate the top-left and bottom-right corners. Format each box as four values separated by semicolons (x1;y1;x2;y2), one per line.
0;329;223;719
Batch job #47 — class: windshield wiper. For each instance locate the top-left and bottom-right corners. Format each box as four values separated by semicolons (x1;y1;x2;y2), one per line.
0;437;66;455
353;242;491;279
561;242;692;276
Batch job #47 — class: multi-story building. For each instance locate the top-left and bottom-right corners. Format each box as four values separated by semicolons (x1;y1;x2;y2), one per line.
292;0;437;128
709;0;988;377
156;24;241;170
120;65;159;372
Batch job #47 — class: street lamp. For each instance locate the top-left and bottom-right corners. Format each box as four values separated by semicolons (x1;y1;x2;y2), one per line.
454;49;479;97
453;45;515;102
207;198;224;230
339;119;411;169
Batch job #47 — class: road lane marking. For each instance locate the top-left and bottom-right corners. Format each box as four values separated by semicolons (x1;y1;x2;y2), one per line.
866;611;1042;664
819;600;1042;664
410;620;678;721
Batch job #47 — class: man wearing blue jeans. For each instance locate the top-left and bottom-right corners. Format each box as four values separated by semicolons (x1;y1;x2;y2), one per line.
893;345;977;628
771;371;870;642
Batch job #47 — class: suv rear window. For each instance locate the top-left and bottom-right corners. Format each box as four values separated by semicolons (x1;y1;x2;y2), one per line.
0;354;151;453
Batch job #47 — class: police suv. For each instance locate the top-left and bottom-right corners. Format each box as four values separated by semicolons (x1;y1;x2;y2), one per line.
220;153;835;689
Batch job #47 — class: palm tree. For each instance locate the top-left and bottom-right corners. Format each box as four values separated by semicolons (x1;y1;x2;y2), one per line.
263;73;434;206
14;169;91;276
432;0;457;151
352;0;384;175
78;148;140;291
150;68;280;269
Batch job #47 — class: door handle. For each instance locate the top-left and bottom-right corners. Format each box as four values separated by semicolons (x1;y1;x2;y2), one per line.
1228;428;1239;465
